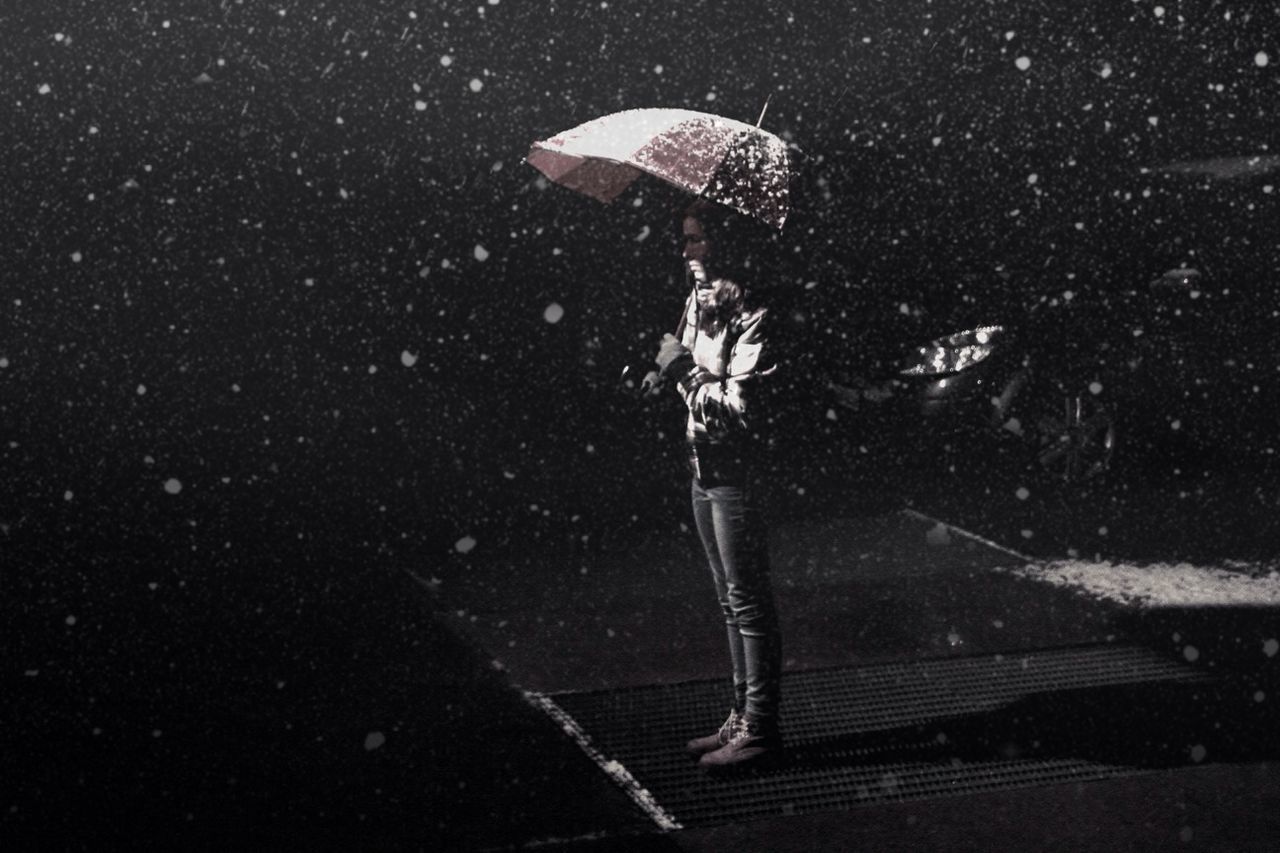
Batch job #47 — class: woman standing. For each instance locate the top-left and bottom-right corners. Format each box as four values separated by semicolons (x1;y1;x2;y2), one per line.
652;199;786;771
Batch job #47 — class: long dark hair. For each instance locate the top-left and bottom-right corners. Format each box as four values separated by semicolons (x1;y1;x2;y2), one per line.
677;199;788;333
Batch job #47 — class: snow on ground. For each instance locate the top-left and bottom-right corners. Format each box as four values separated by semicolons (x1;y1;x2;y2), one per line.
1010;559;1280;608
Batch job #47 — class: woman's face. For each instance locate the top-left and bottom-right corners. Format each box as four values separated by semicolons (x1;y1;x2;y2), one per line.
682;216;715;305
681;216;711;264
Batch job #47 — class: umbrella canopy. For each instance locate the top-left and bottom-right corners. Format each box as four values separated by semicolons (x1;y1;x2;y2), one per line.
526;108;793;230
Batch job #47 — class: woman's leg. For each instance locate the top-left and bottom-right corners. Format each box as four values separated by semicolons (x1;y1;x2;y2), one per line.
703;483;781;725
691;478;747;712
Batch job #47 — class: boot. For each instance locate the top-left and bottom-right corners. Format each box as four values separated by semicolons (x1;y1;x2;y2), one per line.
685;709;740;757
698;713;782;772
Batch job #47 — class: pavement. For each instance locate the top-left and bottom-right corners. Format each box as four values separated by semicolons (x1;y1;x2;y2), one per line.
429;504;1280;851
7;502;1280;851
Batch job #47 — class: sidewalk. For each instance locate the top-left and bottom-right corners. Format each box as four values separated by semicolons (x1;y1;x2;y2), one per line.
645;763;1280;853
434;509;1116;693
7;507;1277;850
434;508;1280;851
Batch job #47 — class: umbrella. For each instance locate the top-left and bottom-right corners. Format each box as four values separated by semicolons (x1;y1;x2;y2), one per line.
525;107;793;230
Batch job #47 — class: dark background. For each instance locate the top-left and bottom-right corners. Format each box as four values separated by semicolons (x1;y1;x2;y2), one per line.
4;0;1278;846
4;0;1277;567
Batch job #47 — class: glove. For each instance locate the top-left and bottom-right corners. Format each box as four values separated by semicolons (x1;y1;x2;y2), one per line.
655;333;693;378
639;369;664;397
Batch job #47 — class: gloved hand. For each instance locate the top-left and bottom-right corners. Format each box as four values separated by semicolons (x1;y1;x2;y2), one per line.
639;369;664;397
655;333;693;378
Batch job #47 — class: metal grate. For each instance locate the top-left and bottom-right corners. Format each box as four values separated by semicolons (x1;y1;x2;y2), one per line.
544;644;1211;829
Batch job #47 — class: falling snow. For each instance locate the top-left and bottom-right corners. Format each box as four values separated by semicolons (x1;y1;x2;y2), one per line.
6;5;1279;840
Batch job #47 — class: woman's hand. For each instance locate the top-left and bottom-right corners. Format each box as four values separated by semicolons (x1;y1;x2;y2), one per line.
655;333;693;377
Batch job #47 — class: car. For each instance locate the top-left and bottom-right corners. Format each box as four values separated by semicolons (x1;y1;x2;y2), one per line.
824;268;1121;487
823;159;1280;489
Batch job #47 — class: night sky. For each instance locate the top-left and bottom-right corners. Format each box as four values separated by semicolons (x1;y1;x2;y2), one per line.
4;0;1279;649
5;1;1276;569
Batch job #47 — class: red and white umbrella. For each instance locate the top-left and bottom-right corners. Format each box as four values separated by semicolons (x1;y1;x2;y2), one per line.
526;107;794;230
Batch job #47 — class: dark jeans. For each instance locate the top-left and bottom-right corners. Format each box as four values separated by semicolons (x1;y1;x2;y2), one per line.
690;477;782;723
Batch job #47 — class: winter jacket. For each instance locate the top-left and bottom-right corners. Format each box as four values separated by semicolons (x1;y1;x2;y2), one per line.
666;284;778;483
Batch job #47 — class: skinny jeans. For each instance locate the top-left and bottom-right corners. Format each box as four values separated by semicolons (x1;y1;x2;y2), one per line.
690;476;781;722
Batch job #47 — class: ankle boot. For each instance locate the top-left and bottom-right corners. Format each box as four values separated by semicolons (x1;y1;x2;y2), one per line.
698;712;782;772
685;709;741;757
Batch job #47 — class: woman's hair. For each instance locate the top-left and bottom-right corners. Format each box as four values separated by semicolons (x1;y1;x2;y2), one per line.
677;199;788;333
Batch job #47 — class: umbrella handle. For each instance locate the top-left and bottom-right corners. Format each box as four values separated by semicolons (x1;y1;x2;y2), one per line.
675;290;697;338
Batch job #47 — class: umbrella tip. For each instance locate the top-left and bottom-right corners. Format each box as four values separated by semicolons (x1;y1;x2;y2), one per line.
755;95;772;128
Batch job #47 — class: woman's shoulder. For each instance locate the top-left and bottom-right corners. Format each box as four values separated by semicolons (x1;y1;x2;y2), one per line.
731;304;768;337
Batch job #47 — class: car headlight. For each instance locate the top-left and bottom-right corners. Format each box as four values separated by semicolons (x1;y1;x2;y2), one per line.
900;325;1005;376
